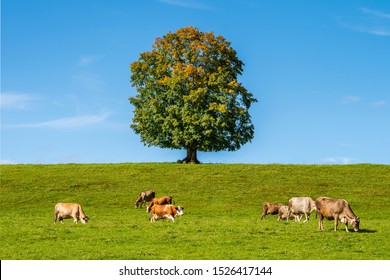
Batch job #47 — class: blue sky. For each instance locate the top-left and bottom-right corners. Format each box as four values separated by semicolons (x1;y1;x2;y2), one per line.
1;0;389;164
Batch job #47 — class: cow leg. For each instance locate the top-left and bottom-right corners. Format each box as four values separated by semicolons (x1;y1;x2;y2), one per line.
303;213;309;223
318;213;324;230
333;214;339;231
344;221;349;233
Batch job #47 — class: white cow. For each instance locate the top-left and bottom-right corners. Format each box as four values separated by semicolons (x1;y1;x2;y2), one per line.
288;197;316;222
54;203;89;224
277;205;302;222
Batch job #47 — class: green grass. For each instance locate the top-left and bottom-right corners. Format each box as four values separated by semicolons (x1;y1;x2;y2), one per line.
1;163;389;260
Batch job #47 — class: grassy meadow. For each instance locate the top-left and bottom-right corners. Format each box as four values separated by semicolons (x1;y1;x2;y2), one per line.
0;163;389;260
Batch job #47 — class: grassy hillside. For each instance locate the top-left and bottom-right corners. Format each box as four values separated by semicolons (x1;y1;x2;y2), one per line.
1;163;389;260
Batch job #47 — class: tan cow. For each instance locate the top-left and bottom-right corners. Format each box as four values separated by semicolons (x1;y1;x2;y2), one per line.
54;203;89;224
315;196;360;232
277;205;302;222
261;202;284;219
149;204;184;222
146;196;173;212
288;197;317;222
134;190;155;208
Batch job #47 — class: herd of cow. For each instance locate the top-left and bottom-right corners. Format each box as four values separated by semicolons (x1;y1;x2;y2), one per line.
53;191;360;233
262;196;360;232
53;190;184;225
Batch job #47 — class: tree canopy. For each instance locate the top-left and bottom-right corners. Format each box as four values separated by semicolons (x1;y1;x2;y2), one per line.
129;26;257;163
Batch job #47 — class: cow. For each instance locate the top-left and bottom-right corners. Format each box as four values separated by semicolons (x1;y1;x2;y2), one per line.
288;197;316;222
315;196;360;232
149;204;184;222
146;196;173;212
261;202;284;219
54;203;89;224
277;205;302;222
134;190;155;208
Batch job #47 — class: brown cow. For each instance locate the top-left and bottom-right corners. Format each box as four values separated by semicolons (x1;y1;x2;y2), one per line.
54;203;89;224
261;202;284;219
149;204;184;222
146;196;173;212
315;196;360;232
277;205;302;222
134;190;155;208
288;197;317;222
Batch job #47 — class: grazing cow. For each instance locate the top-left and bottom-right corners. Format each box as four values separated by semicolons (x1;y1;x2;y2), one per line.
315;196;360;232
134;190;155;208
149;204;184;222
54;203;89;224
261;202;284;219
146;196;173;212
277;205;302;222
288;197;317;222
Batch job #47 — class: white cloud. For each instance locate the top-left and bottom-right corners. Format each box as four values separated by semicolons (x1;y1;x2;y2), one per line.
322;157;356;164
7;112;111;129
77;55;102;67
0;159;19;164
158;0;211;10
340;95;361;104
0;92;39;110
360;8;390;19
339;7;390;36
72;73;105;91
372;100;386;107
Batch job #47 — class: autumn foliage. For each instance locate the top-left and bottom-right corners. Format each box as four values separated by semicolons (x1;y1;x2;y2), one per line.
130;26;257;163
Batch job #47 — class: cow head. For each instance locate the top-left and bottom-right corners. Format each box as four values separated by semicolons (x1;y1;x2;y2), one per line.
175;206;184;216
350;217;360;232
81;216;89;224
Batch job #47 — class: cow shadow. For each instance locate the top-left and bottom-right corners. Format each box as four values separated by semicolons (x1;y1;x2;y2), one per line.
358;228;377;234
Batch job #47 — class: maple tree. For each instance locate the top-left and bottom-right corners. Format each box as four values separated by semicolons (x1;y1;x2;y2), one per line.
129;26;257;163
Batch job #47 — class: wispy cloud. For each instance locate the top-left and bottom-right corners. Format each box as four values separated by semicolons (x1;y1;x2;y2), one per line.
0;92;40;110
341;23;390;36
77;55;102;67
372;100;386;107
72;73;105;91
340;95;362;105
7;112;111;129
360;7;390;19
339;7;390;36
322;157;356;164
0;159;19;165
158;0;211;10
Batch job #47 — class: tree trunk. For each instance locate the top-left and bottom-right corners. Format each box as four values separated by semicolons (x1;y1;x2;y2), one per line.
178;148;200;164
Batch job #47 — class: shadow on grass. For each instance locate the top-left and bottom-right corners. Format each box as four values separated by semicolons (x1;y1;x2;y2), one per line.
358;228;377;234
